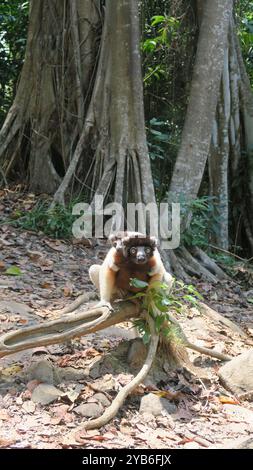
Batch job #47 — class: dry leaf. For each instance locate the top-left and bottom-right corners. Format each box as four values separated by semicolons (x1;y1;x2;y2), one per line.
0;437;16;448
219;395;240;405
63;284;73;297
27;380;41;392
27;250;43;261
152;390;182;400
44;240;67;252
0;261;6;270
40;281;54;289
0;410;11;421
22;400;36;413
2;365;23;376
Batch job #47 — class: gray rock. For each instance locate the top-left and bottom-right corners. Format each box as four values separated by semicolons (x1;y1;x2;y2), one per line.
0;300;33;316
235;438;253;449
92;392;111;407
28;360;56;384
74;402;103;418
127;338;147;369
139;393;177;417
32;384;63;405
58;367;86;382
218;349;253;395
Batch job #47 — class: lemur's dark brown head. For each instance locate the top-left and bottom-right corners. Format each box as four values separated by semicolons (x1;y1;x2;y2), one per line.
109;232;157;265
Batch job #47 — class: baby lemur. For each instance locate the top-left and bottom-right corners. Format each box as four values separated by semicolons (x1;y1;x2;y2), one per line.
89;231;172;310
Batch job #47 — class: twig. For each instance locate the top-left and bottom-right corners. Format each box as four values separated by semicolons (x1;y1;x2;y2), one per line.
209;244;251;263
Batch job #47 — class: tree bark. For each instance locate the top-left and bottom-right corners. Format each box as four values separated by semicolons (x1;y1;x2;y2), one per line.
0;0;100;193
168;0;232;208
54;0;155;208
209;48;230;250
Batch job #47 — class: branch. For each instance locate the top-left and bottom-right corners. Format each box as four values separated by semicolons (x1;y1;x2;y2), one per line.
0;296;234;362
59;292;98;314
165;311;231;362
83;311;159;430
0;300;141;358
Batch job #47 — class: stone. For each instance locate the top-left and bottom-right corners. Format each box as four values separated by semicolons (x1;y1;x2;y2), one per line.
218;349;253;395
92;392;111;407
139;393;177;417
32;384;63;405
127;338;147;369
74;402;103;419
235;438;253;449
27;360;56;384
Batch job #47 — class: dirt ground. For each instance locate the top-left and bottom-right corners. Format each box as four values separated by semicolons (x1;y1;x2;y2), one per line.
0;190;253;449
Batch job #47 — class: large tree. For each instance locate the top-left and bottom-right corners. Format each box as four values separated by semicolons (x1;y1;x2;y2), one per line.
1;0;253;268
0;0;101;194
0;0;155;209
167;0;253;256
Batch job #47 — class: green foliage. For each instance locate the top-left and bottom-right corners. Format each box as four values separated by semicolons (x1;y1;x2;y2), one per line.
147;117;181;199
142;2;196;198
236;1;253;85
142;14;180;87
9;201;77;239
0;0;28;125
210;251;241;278
180;196;220;248
131;277;202;343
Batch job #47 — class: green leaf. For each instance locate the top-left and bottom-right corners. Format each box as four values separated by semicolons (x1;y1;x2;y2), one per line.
142;331;151;345
126;292;146;301
154;298;170;312
142;39;157;52
151;15;165;26
149;118;166;126
183;294;198;304
154;314;166;332
130;278;149;289
5;266;22;276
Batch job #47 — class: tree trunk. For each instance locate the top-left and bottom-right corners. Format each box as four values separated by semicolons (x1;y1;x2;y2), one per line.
0;0;100;193
209;48;230;250
209;20;253;254
54;0;155;208
168;0;232;207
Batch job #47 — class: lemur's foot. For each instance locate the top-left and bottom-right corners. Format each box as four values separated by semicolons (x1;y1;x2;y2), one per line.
96;300;114;311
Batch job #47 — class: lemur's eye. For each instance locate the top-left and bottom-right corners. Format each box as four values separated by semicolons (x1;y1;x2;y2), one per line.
130;247;137;255
145;247;151;254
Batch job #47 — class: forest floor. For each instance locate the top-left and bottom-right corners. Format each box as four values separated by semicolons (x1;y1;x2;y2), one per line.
0;190;253;449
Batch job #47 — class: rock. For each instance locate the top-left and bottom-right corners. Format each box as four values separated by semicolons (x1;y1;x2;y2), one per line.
88;357;101;379
127;338;147;369
27;360;56;384
0;300;33;316
235;438;253;449
92;392;111;407
218;349;253;395
92;375;116;392
139;393;177;417
32;384;63;405
57;367;86;382
74;402;103;419
183;442;200;449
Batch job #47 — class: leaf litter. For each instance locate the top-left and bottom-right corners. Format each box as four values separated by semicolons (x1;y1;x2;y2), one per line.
0;191;253;449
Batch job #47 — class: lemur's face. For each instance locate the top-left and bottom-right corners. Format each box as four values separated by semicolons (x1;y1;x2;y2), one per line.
110;232;157;264
127;245;154;264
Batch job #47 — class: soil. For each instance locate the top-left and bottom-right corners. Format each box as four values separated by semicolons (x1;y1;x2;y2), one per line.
0;189;253;449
